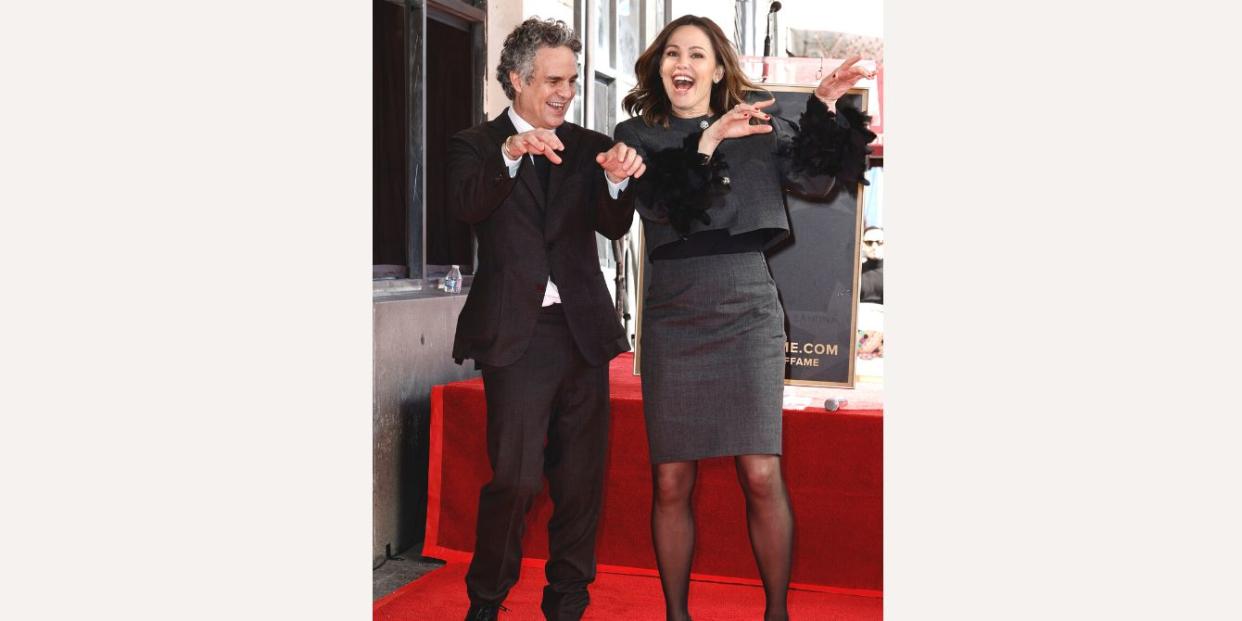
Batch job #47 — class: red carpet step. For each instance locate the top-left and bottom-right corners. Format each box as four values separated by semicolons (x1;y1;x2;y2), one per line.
374;558;882;620
427;353;883;593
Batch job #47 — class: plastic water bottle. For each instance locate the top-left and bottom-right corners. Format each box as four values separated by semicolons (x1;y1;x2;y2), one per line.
444;265;462;294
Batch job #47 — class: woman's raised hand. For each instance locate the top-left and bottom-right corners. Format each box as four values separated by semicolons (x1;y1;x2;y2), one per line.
699;99;776;156
814;54;878;104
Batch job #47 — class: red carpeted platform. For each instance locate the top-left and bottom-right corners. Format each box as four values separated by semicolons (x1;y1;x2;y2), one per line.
421;352;882;601
374;555;882;620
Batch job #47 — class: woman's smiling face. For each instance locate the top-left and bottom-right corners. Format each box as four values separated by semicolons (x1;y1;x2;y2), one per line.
660;25;724;118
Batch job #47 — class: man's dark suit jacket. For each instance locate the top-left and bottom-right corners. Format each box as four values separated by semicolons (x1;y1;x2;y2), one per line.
448;110;636;368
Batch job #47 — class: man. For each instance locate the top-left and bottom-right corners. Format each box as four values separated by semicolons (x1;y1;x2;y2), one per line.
447;18;645;621
859;225;883;304
858;226;884;361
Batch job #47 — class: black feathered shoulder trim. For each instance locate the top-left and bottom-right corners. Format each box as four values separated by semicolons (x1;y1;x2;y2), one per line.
784;94;878;189
641;131;732;236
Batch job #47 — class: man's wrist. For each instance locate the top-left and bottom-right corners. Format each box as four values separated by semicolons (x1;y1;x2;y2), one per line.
503;135;519;160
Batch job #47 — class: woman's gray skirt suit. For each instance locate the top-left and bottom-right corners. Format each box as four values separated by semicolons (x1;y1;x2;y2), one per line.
614;94;874;464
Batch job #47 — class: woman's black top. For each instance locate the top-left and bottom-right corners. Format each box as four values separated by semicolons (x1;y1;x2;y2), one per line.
649;228;772;261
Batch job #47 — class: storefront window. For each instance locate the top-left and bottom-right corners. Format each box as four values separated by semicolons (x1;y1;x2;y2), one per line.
617;0;640;74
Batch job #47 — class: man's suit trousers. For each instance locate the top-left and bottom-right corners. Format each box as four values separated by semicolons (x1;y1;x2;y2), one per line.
465;304;610;614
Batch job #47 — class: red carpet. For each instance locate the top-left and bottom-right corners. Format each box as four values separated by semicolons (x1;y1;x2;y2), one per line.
424;353;882;594
374;556;882;620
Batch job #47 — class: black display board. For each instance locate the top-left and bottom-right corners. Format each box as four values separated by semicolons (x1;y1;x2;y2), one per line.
768;85;867;387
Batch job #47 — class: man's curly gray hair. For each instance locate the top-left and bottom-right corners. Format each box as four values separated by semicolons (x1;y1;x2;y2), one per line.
496;17;582;101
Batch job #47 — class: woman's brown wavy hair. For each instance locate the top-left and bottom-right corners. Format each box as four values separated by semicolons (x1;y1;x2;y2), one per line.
622;15;762;128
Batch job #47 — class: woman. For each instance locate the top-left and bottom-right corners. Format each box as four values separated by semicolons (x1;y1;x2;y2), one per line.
614;15;876;621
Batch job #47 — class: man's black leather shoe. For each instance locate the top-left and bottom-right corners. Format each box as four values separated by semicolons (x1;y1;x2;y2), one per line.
539;592;559;620
464;603;501;621
540;587;589;621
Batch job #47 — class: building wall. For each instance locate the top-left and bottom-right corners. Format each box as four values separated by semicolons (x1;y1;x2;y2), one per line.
372;0;527;568
485;0;525;118
372;291;478;564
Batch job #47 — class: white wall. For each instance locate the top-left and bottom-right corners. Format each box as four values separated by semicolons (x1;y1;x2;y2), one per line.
670;0;735;34
485;0;526;118
667;0;884;48
780;0;883;38
525;0;575;22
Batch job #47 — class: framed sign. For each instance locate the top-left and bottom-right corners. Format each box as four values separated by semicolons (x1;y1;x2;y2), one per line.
635;85;870;389
767;84;867;388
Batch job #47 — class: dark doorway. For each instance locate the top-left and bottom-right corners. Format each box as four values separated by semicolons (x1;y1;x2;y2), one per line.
425;13;476;270
373;0;408;270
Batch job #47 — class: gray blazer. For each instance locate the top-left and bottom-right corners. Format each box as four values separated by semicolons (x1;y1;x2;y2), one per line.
613;94;838;256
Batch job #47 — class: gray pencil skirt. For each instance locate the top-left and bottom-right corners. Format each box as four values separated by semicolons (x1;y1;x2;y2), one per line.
640;251;786;464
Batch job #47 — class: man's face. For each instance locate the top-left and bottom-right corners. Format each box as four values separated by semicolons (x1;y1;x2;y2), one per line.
510;45;578;129
862;229;884;261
